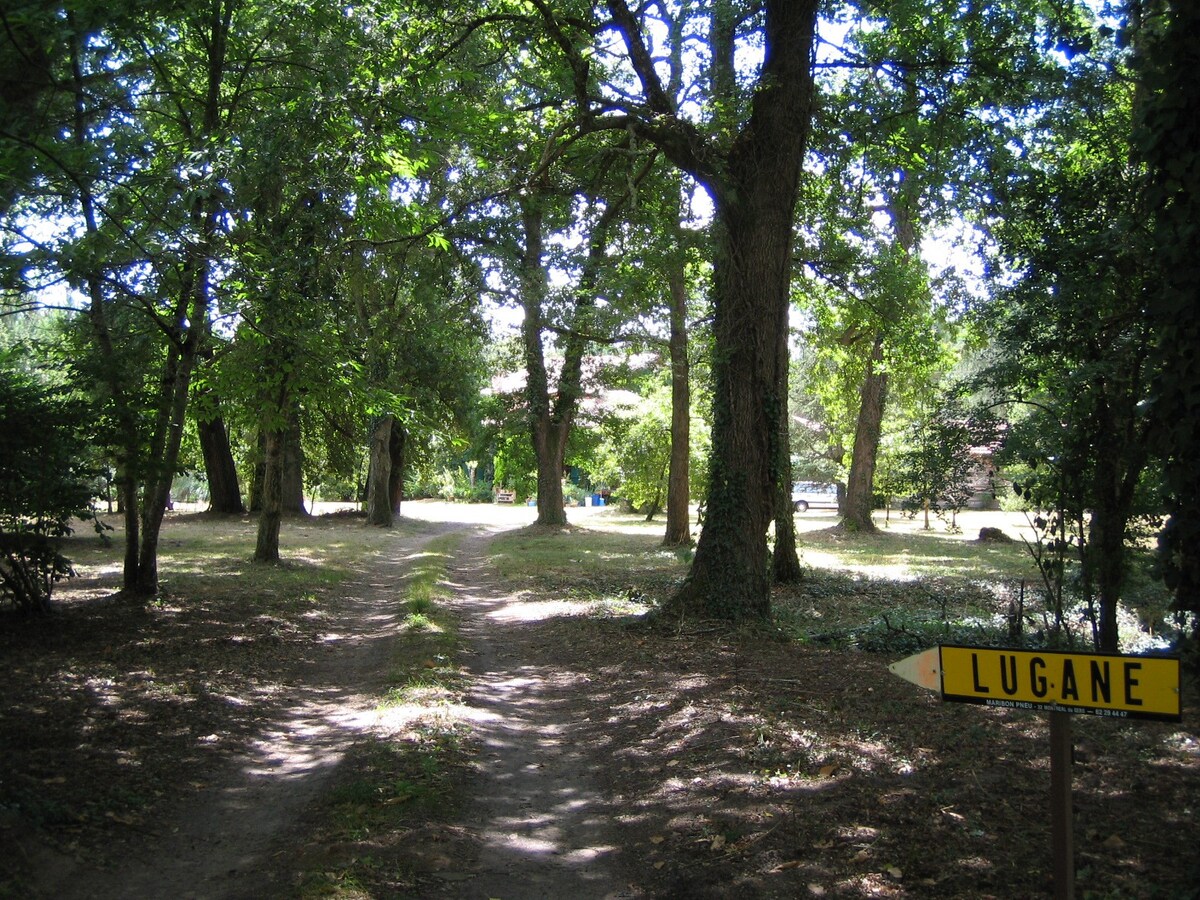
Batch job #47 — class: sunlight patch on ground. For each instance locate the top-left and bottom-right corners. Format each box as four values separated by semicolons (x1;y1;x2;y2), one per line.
800;549;922;580
486;599;597;622
374;701;499;734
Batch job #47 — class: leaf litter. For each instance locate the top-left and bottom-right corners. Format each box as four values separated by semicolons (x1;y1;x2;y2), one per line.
1;508;1197;898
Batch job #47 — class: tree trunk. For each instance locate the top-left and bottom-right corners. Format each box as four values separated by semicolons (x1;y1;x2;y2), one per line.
249;432;264;513
673;200;801;618
198;409;244;513
1089;509;1124;652
366;414;404;527
254;426;283;563
671;24;814;613
518;194;570;528
1087;401;1148;652
281;401;307;515
69;27;143;591
630;0;818;619
532;419;568;526
773;328;803;583
521;181;624;528
364;415;398;528
118;468;139;586
388;423;405;516
842;336;888;532
840;136;921;536
137;230;213;596
663;265;693;547
133;0;234;595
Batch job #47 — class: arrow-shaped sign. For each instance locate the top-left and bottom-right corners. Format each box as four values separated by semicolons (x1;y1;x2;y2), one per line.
890;645;1181;722
890;644;1182;900
888;645;941;692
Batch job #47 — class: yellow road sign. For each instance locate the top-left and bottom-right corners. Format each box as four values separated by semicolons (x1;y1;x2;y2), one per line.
891;645;1181;722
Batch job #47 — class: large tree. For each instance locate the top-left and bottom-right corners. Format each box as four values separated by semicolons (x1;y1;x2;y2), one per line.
977;5;1162;650
804;0;1069;533
1135;0;1200;637
2;0;250;595
516;0;820;617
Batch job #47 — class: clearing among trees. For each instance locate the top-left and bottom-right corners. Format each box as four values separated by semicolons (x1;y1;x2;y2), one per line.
2;504;1196;898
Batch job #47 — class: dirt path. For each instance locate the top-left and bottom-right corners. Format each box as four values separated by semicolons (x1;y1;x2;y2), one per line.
33;524;456;900
28;510;638;899
425;526;635;899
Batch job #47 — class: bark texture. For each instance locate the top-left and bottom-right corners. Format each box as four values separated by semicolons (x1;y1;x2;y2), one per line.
842;336;888;532
519;196;569;527
281;402;307;515
254;426;283;563
198;411;244;514
366;415;405;527
663;266;693;547
658;0;819;618
773;331;803;583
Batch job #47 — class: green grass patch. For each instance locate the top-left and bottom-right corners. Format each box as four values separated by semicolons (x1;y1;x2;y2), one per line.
383;531;468;706
489;517;688;608
400;532;458;609
798;524;1038;582
294;733;469;896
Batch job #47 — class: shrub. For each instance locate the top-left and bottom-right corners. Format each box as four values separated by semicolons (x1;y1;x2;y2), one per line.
0;363;98;615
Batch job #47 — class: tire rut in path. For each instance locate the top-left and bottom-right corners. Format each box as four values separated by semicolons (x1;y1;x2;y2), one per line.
433;527;638;900
41;527;450;900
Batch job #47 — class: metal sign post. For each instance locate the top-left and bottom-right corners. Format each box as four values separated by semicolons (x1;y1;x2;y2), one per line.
1049;711;1074;900
890;645;1181;899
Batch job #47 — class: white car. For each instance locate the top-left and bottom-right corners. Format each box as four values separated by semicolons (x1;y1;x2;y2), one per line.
791;482;839;512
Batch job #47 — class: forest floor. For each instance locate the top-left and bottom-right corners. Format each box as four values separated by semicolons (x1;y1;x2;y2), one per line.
2;503;1199;899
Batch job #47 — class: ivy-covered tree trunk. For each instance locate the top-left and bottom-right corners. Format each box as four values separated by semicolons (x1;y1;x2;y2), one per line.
773;332;803;583
254;425;283;563
676;209;796;616
663;267;693;547
842;336;888;532
281;401;306;515
656;0;818;619
198;411;244;514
